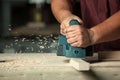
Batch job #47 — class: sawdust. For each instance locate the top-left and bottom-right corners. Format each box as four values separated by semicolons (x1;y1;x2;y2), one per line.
0;53;70;70
2;35;58;53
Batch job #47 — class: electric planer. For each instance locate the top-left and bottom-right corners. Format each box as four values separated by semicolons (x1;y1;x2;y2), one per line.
57;19;93;58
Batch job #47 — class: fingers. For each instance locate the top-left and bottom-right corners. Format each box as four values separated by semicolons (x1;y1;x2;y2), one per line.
66;25;84;39
67;34;85;47
67;35;79;44
71;42;81;47
66;25;84;34
59;15;92;47
60;15;83;35
66;26;92;48
60;23;69;35
60;23;66;35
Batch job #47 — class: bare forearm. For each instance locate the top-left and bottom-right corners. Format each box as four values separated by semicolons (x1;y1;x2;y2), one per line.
51;0;73;23
51;0;120;47
91;11;120;44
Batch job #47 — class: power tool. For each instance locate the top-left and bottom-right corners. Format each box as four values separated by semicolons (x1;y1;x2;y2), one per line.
57;19;93;58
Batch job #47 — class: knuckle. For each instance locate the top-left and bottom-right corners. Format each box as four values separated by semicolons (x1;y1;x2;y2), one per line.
67;39;70;43
71;44;75;46
66;35;69;39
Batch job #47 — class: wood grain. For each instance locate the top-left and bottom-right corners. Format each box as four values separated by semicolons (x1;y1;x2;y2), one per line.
98;51;120;61
70;58;90;71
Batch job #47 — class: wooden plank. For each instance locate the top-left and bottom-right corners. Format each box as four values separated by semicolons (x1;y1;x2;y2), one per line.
70;58;90;71
91;61;120;68
98;51;120;61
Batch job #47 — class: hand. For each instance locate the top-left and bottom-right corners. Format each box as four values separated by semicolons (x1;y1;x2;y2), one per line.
66;25;93;48
60;15;82;35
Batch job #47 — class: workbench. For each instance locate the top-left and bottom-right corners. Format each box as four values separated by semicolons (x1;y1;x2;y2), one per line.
0;52;120;80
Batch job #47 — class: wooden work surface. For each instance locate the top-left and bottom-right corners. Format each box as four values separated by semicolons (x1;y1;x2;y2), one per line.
0;52;120;80
0;53;70;70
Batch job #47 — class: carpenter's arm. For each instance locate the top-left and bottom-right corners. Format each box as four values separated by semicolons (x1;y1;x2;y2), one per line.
51;0;82;36
51;0;72;23
91;11;120;44
51;0;81;23
51;0;120;47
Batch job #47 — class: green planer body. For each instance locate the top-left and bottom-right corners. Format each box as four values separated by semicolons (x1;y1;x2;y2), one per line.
57;19;93;58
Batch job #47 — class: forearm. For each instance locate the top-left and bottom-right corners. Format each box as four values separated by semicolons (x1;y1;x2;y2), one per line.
51;0;74;23
91;11;120;44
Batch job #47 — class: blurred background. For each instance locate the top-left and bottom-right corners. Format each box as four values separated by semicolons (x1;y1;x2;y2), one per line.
0;0;80;53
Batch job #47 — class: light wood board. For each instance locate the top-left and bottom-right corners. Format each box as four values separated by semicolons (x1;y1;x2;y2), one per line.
98;51;120;61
